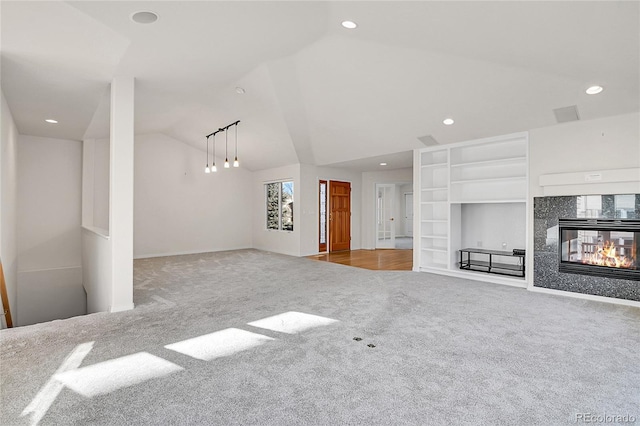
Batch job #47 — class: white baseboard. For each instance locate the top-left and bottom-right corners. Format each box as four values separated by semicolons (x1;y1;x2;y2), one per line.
134;247;252;260
110;303;135;313
527;286;640;308
419;267;528;288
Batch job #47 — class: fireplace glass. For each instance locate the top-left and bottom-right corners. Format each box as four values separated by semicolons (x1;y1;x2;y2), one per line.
559;219;640;280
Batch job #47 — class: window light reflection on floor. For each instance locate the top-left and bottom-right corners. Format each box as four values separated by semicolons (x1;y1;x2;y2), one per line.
164;328;275;361
54;352;183;398
247;311;339;334
22;342;94;425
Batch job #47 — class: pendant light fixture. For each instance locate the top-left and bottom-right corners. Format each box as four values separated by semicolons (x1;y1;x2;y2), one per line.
211;132;217;172
233;123;239;167
205;135;210;173
224;129;230;168
203;120;240;173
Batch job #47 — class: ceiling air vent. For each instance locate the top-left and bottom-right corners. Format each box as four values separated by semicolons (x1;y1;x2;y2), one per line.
418;134;439;146
553;105;580;123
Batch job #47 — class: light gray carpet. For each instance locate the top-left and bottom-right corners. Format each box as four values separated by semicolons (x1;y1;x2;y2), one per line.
1;249;638;425
395;237;413;250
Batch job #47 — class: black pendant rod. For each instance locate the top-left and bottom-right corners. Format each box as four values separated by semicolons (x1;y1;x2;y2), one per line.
205;120;241;139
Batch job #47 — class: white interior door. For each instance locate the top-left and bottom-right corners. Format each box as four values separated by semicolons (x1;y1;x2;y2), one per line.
405;192;413;236
375;184;395;248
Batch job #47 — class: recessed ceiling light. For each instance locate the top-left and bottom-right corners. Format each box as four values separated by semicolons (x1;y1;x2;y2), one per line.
45;119;58;124
379;162;387;166
341;21;357;29
235;87;246;94
131;11;159;24
443;118;454;125
585;85;603;95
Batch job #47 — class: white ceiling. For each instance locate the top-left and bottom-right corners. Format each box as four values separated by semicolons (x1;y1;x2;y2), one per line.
2;1;638;172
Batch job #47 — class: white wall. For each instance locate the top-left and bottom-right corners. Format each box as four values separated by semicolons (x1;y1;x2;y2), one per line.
529;112;640;198
94;138;110;231
361;168;413;249
460;203;526;252
527;112;640;285
253;163;301;256
299;165;362;256
82;228;111;313
16;135;85;325
0;91;19;328
135;133;253;258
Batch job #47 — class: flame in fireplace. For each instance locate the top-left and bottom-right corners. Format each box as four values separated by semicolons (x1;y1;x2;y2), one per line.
583;241;635;268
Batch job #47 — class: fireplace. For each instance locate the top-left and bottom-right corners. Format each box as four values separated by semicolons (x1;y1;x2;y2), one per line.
558;218;640;281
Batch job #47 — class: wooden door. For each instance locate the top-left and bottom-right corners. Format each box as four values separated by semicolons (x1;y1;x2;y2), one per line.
330;181;351;252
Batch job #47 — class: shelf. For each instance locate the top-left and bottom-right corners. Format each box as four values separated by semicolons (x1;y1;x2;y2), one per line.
417;132;528;281
450;176;526;184
461;259;522;270
420;264;448;270
422;248;448;253
450;156;526;168
459;248;525;278
421;162;448;168
450;199;526;204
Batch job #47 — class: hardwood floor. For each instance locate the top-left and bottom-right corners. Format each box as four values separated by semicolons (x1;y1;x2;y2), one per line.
307;249;413;271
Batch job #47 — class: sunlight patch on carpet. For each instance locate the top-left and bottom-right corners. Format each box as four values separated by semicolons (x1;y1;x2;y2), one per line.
22;342;94;426
248;311;339;334
55;352;183;398
165;328;275;361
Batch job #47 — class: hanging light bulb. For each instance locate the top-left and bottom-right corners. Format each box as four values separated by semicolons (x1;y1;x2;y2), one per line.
205;135;210;173
233;122;239;167
211;133;217;172
224;129;230;168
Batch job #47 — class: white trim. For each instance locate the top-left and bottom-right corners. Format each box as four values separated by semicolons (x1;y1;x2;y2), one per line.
538;168;640;196
110;303;135;313
264;180;294;232
16;265;82;274
528;286;640;308
419;267;528;288
326;179;354;253
81;225;110;239
434;131;528;150
134;247;252;260
263;177;294;184
539;167;640;187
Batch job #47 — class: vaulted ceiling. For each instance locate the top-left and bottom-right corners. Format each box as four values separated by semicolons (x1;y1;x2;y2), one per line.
2;1;638;171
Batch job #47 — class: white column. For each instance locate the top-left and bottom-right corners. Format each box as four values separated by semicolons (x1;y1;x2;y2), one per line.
81;139;95;227
109;76;134;312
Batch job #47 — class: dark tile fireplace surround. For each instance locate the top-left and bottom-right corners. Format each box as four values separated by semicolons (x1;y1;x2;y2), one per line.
534;194;640;301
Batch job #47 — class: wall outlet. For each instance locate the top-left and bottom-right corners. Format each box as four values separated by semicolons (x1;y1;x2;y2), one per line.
477;241;482;247
502;242;507;249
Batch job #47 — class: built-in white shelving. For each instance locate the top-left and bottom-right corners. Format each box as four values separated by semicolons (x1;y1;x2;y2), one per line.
417;148;449;270
414;132;529;286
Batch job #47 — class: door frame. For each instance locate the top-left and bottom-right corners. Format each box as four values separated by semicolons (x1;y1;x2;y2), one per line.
375;183;396;249
371;181;412;249
404;191;414;237
318;180;328;253
318;178;353;253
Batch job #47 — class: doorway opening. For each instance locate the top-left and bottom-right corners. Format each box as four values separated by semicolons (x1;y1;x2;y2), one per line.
318;180;352;253
375;182;413;250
